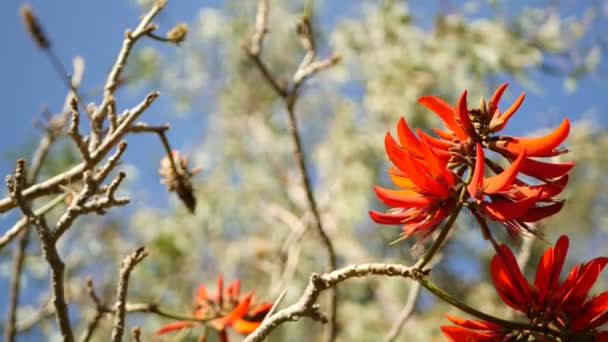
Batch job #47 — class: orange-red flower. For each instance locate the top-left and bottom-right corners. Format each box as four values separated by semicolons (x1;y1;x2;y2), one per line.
442;235;608;341
467;143;568;238
369;118;458;239
371;84;572;243
157;276;272;341
419;83;573;182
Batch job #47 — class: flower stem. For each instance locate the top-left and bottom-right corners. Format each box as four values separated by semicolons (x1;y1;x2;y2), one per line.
413;275;564;339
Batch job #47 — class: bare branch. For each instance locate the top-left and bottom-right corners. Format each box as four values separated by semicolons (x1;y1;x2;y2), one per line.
131;327;142;342
244;263;416;342
383;282;422;342
110;247;148;342
68;99;91;163
244;3;342;340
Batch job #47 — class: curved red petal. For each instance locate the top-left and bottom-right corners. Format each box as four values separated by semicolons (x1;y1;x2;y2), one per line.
467;144;485;199
214;294;253;330
249;302;272;318
519;158;574;180
156;321;194;335
369;210;413;225
232;319;261;334
418;96;468;140
440;326;500;342
445;315;502;330
489;83;509;116
417;128;452;150
457;90;474;137
396;118;422;154
374;186;432;208
560;257;608;311
496;118;570;157
490;249;530;311
534;245;556;305
433;128;455;140
521;202;564;222
196;284;209;304
571;292;608;331
484;196;537;221
490;93;525;132
483;151;525;194
512;175;569;201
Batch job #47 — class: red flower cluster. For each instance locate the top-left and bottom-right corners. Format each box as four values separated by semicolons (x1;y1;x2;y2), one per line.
370;84;573;241
157;276;272;341
441;235;608;341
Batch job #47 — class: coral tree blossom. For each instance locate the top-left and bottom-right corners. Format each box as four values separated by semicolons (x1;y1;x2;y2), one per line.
441;235;608;341
370;84;572;240
157;276;272;342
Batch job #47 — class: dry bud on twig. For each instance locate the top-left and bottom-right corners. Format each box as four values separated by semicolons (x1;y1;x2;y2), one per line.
166;23;188;44
20;5;50;49
158;150;200;213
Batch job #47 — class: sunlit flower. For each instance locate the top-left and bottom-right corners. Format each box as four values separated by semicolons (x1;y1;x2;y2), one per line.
467;143;567;238
441;236;608;341
419;83;573;182
369;118;458;240
157;276;272;341
371;84;573;243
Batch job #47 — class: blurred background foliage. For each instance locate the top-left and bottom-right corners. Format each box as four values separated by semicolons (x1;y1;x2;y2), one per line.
2;0;608;341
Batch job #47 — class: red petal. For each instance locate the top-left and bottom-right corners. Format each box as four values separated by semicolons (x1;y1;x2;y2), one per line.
440;326;499;341
369;210;414;225
521;202;564;222
418;96;468;141
433;128;455;140
232;319;261;334
249;302;273;318
560;257;608;311
196;284;209;304
489;83;509;117
495;118;570;157
417;128;452;150
572;292;608;331
490;92;525;132
445;315;502;330
457;90;474;137
396;118;422;155
214;294;253;330
519;158;574;180
490;255;527;311
467;144;485;199
512;175;569;201
484;196;537;221
156;321;194;335
483;151;525;194
374;186;433;208
534;245;556;305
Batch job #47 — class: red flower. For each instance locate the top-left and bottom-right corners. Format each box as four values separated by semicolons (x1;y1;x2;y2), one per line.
442;236;608;341
467;143;568;238
157;276;272;341
371;85;572;243
420;84;573;182
369;118;458;239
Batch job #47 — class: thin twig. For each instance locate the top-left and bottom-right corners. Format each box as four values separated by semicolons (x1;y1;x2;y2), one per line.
244;2;341;340
110;247;148;342
382;282;422;342
243;263;416;342
383;255;444;342
131;327;142;342
4;57;83;341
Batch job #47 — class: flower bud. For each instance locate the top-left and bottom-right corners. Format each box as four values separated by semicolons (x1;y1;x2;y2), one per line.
20;5;50;49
